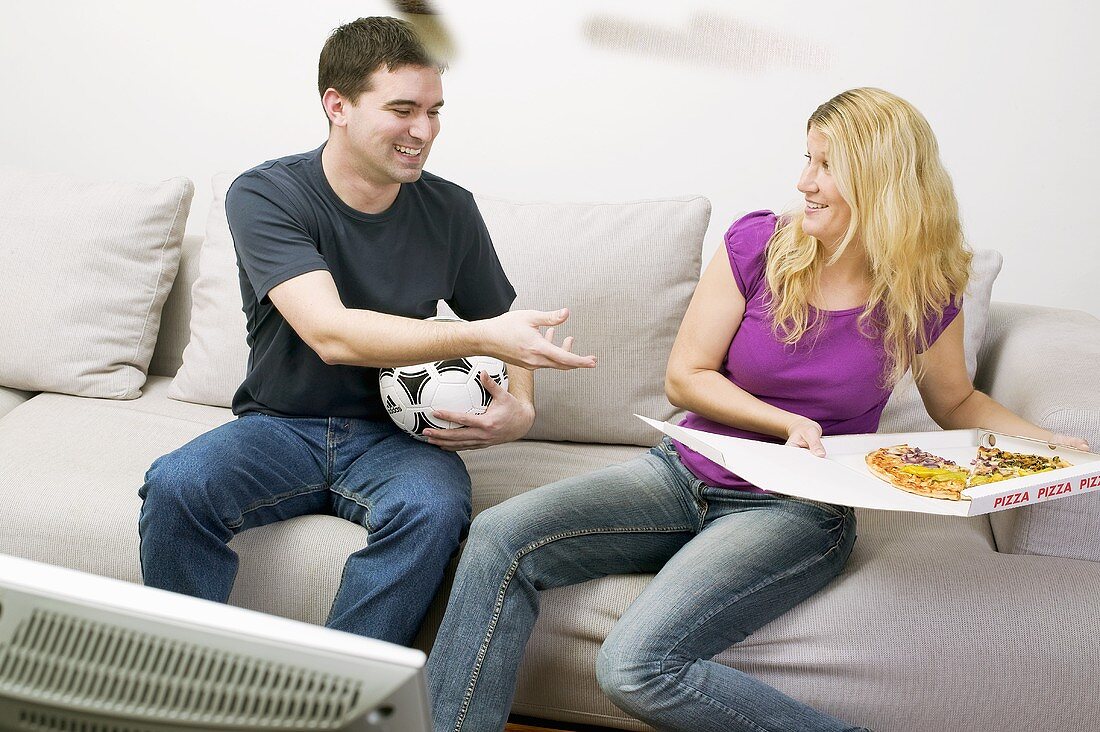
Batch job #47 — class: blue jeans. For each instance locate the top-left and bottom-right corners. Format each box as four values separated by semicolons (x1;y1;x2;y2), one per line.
427;438;864;732
138;412;471;645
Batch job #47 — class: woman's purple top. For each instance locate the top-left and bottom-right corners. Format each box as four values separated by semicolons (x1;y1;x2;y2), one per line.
673;211;960;492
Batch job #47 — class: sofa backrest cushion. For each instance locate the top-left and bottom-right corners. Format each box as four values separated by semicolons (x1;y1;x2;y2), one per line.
166;172;249;405
474;195;709;445
168;183;710;447
0;168;193;399
878;248;1003;433
148;233;203;378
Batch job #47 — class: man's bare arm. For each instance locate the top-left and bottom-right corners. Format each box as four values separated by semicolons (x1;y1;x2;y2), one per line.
268;270;596;370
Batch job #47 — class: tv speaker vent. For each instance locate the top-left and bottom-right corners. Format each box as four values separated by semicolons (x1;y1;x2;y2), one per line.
17;707;155;731
0;608;363;730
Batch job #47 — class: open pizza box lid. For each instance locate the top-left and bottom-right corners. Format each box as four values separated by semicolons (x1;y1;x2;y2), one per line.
636;416;1100;516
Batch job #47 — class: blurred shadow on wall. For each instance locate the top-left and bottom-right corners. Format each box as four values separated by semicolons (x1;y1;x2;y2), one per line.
583;12;832;71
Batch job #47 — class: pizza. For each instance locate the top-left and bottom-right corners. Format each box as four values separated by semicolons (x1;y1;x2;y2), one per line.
865;444;969;500
866;443;1073;500
967;445;1072;486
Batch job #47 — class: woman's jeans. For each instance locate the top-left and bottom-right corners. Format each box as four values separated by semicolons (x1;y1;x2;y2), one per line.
138;412;471;646
427;438;862;732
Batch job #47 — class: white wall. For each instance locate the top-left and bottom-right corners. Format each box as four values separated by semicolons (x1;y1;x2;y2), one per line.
3;1;1097;315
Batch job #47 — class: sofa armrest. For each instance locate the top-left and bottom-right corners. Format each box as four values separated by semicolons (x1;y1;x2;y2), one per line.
976;301;1100;561
976;301;1100;443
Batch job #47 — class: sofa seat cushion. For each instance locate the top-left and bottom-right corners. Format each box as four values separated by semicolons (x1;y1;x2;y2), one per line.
0;377;225;582
4;391;1096;730
0;377;366;624
461;440;650;515
497;507;1099;730
712;509;1099;731
428;440;1098;731
0;379;647;632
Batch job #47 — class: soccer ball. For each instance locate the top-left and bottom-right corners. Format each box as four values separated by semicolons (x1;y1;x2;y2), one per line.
379;355;509;440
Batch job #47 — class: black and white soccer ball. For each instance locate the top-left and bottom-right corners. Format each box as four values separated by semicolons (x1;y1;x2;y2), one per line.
379;355;509;440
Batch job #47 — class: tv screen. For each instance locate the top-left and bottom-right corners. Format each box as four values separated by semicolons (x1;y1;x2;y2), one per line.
0;553;431;731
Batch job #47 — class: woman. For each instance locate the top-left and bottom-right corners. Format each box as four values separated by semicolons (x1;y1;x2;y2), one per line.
425;88;1088;732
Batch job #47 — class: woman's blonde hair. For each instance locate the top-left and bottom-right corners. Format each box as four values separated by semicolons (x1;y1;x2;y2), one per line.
764;87;971;387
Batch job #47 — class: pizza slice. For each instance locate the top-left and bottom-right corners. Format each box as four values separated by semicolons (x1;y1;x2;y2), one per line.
865;444;970;501
966;445;1072;487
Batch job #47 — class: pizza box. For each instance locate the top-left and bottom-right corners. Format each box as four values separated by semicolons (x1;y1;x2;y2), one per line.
636;416;1100;516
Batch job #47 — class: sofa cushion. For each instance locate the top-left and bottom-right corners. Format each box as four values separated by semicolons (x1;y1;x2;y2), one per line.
414;440;652;648
979;302;1100;562
878;247;1003;433
167;173;249;405
696;509;1095;731
5;381;1096;730
0;378;230;582
414;442;652;642
148;233;204;378
418;441;1100;731
0;376;369;624
0;168;193;398
461;440;648;518
0;376;643;630
476;195;709;445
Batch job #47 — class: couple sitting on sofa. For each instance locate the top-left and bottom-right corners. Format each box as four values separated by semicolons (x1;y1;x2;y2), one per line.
135;17;1086;732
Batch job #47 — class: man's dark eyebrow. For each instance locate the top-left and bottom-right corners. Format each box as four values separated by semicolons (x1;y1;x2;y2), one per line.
384;99;445;108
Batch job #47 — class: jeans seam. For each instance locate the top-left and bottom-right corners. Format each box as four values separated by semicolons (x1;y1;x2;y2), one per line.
329;486;375;533
662;512;853;674
655;440;709;525
669;661;771;732
451;524;694;732
326;418;336;484
694;489;709;522
226;484;329;530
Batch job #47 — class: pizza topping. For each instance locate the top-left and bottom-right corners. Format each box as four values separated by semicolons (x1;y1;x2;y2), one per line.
900;466;969;482
866;445;968;501
972;447;1068;473
885;445;960;468
865;442;1074;502
967;446;1071;486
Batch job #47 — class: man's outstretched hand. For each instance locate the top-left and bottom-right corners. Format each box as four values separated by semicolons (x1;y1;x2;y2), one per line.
475;308;596;370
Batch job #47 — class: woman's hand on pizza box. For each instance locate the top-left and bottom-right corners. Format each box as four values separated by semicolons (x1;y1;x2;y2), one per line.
1048;433;1090;452
785;416;826;458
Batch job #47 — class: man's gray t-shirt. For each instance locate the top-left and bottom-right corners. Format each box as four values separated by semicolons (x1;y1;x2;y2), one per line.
225;145;516;420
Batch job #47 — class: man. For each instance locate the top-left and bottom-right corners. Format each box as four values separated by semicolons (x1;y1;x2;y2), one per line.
138;16;594;646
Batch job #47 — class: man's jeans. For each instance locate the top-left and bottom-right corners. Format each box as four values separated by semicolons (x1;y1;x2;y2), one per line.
138;412;471;645
427;438;864;732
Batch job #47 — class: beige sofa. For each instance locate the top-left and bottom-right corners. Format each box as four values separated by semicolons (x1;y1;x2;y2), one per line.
1;169;1099;731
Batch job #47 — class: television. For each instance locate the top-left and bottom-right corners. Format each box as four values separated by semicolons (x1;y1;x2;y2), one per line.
0;553;431;731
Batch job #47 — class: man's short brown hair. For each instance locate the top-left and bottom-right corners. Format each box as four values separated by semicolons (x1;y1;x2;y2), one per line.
317;16;441;104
